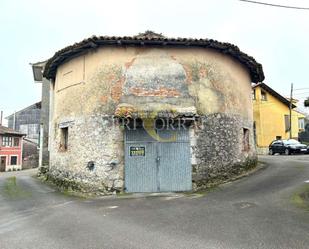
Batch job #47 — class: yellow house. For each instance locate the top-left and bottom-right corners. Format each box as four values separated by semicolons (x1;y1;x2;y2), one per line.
253;83;306;154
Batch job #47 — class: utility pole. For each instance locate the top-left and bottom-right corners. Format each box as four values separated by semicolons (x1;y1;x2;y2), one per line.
289;83;293;139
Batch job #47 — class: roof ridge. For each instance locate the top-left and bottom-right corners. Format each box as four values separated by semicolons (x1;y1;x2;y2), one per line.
134;31;166;39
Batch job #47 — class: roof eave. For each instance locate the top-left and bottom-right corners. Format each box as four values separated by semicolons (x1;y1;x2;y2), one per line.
253;83;296;108
43;35;265;83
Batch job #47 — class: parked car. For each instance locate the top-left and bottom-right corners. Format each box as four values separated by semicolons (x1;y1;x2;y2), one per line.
269;139;308;155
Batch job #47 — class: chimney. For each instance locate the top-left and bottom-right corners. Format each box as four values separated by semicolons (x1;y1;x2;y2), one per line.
0;111;3;126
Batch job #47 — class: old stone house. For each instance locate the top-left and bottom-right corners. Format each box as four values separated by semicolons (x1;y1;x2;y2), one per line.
43;31;264;193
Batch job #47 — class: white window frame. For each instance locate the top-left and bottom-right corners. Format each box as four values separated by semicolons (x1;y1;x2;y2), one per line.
298;118;305;130
2;136;13;147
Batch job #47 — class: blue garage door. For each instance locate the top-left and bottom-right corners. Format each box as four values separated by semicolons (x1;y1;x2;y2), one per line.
125;127;191;192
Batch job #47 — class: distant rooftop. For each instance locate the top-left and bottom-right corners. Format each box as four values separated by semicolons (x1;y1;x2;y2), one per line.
0;125;25;136
5;102;41;119
252;83;296;108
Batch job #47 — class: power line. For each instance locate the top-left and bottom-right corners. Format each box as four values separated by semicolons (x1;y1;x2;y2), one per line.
294;88;309;91
293;92;309;96
239;0;309;10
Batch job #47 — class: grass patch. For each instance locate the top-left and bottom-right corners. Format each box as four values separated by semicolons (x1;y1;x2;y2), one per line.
294;165;305;170
2;176;31;199
291;184;309;211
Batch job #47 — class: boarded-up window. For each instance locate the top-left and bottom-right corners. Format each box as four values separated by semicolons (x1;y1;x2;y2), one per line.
243;128;250;152
284;115;290;132
60;127;68;151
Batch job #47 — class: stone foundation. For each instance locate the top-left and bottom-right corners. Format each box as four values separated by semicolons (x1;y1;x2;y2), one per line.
45;112;257;194
256;147;269;155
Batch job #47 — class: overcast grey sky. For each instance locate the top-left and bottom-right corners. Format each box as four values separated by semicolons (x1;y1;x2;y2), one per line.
0;0;309;121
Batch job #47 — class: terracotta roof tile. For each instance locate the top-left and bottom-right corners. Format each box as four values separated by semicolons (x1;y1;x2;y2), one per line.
44;31;264;83
0;125;25;136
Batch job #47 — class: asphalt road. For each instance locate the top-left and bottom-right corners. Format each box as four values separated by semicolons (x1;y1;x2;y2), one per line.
0;155;309;249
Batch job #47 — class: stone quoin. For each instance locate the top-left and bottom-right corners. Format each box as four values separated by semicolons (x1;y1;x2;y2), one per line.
43;31;264;194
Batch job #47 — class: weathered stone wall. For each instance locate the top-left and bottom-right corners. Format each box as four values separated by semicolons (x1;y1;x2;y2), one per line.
48;46;256;193
191;114;257;190
49;115;124;194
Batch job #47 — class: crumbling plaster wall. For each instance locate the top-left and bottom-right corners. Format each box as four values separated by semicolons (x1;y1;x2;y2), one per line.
49;46;255;193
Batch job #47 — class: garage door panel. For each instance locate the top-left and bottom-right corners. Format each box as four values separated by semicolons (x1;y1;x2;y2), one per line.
125;142;158;192
158;129;192;192
125;127;191;192
158;143;191;191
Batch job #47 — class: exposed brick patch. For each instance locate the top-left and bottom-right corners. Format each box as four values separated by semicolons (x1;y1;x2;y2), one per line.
125;58;136;69
111;76;125;102
100;95;108;104
130;87;181;97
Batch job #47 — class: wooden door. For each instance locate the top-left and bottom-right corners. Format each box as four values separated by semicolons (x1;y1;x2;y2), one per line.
0;156;6;172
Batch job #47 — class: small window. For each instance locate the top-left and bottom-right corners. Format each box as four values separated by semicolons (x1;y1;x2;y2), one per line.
10;156;17;165
60;127;68;151
276;136;282;140
2;136;12;147
261;90;267;101
243;128;250;152
13;138;19;147
298;118;305;130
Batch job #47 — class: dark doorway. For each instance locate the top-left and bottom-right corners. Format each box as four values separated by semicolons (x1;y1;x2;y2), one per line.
0;156;6;172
